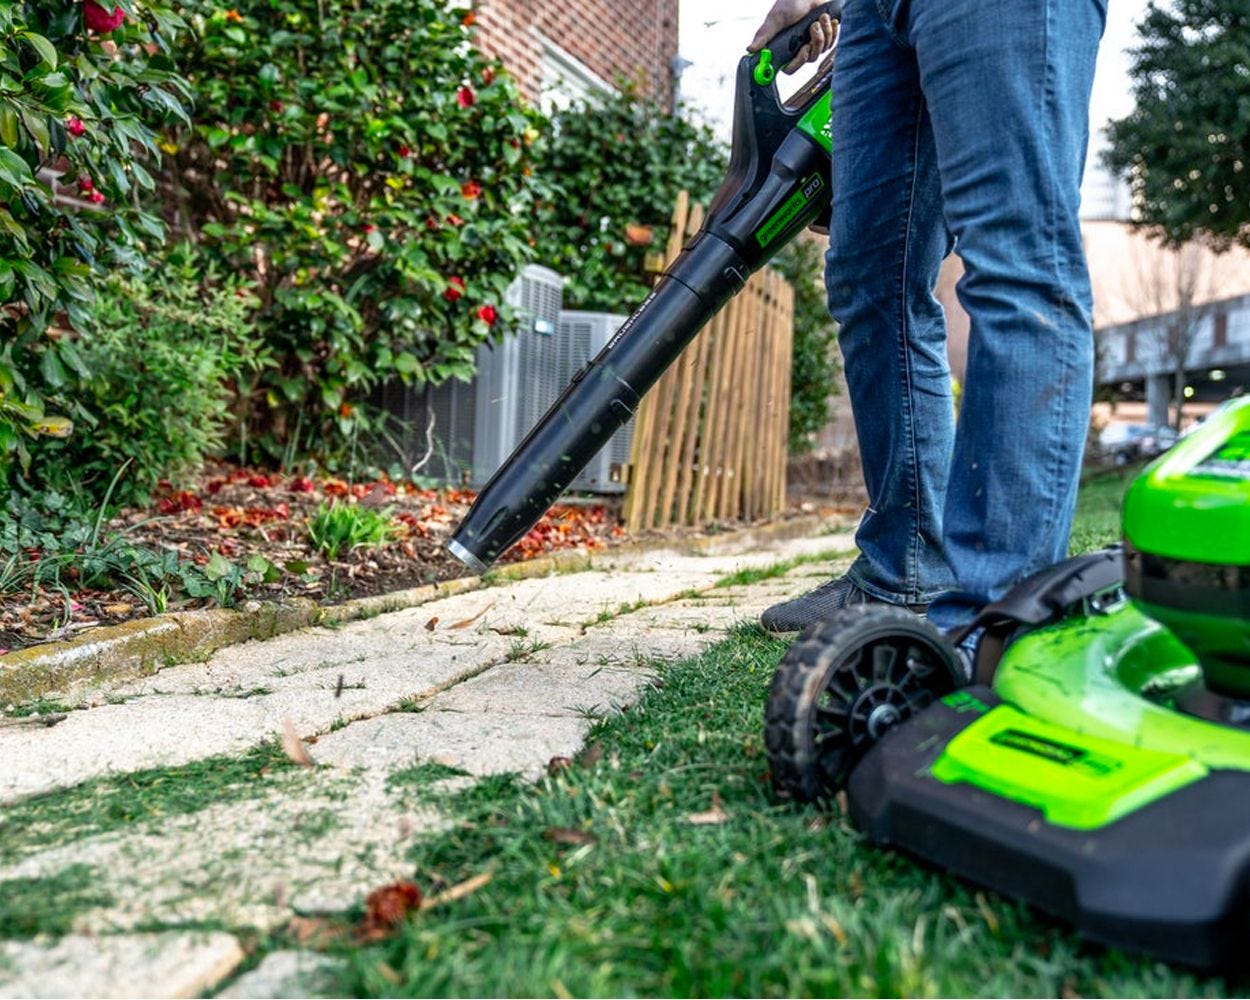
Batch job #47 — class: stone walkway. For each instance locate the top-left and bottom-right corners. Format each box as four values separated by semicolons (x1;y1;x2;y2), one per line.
0;527;851;998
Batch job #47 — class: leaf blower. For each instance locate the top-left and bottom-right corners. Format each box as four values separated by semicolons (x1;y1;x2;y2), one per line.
447;2;841;573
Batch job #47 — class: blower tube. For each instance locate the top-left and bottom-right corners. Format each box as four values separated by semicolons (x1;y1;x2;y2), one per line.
448;2;842;573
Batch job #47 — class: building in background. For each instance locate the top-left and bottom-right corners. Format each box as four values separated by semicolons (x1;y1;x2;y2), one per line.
473;0;680;112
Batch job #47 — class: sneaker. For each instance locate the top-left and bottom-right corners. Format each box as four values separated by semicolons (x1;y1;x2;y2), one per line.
760;575;927;634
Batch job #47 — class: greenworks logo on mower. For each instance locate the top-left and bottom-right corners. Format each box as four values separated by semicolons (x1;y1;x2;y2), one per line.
756;174;826;249
991;728;1123;777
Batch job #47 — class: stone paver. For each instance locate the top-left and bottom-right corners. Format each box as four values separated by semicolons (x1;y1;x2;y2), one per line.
0;527;851;997
0;931;244;998
216;950;344;999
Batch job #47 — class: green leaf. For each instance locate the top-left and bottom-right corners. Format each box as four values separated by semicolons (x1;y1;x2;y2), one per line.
19;31;57;70
204;552;236;582
39;347;68;388
0;108;18;148
18;109;49;152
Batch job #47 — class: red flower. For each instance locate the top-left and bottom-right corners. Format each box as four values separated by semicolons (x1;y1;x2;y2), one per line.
461;180;482;200
76;176;93;192
363;223;377;233
83;1;126;32
461;11;477;27
425;215;440;231
65;117;86;138
88;191;106;205
457;86;477;109
224;9;243;22
289;475;315;494
397;145;412;159
446;213;465;226
477;304;498;326
270;100;285;114
444;276;465;303
482;67;496;86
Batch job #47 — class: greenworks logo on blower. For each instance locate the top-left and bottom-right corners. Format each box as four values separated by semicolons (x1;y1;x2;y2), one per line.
756;173;826;249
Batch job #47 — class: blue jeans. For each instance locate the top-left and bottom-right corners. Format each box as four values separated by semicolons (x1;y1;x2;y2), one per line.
827;0;1106;631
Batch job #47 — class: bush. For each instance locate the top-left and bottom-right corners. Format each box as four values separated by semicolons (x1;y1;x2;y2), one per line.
163;0;546;464
532;87;727;312
0;0;190;469
30;244;264;507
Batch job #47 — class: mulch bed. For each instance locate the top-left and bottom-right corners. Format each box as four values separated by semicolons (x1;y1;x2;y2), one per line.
0;465;630;656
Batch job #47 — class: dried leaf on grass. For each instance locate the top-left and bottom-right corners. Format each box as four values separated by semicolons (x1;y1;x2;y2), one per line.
425;616;439;631
358;880;423;941
687;790;730;826
448;601;496;629
281;718;315;768
544;827;598;846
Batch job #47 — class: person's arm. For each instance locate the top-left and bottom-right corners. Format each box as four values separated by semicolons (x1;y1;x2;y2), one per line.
748;0;836;72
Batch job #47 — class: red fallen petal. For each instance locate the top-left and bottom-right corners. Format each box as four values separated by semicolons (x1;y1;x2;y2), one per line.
289;476;316;493
248;474;271;488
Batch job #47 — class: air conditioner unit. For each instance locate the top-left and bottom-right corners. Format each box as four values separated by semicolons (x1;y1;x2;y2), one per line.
376;264;566;487
556;311;634;494
470;264;565;485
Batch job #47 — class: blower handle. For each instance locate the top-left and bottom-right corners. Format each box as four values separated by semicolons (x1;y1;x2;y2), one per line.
752;1;843;84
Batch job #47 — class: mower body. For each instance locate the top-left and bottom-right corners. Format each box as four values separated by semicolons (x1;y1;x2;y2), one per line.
847;397;1250;969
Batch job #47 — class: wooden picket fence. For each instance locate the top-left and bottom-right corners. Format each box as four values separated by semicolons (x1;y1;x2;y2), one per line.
623;192;795;533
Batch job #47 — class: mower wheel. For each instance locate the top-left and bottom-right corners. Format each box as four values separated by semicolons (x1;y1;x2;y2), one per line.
766;604;963;803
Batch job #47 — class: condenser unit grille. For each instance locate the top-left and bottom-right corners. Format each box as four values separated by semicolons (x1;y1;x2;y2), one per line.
557;311;634;494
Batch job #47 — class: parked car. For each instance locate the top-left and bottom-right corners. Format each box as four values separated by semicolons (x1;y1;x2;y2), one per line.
1098;423;1177;465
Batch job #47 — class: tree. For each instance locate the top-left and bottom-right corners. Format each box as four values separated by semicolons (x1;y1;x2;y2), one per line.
1103;0;1250;249
0;0;189;470
163;0;546;464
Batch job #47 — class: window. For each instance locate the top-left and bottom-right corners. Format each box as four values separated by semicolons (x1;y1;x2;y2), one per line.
539;36;615;115
1213;310;1229;349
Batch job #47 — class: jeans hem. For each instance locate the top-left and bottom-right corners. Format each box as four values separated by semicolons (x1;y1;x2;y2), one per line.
846;559;949;606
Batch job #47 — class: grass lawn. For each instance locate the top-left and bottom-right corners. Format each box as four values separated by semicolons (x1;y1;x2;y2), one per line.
330;466;1233;998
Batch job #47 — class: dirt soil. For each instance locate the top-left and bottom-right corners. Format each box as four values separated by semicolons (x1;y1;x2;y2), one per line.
1;464;864;656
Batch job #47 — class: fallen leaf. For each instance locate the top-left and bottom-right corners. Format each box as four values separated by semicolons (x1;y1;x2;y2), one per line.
425;616;439;631
547;756;572;776
102;603;133;615
281;718;315;768
376;962;402;985
575;742;603;768
544;827;597;846
359;880;423;941
687;790;730;826
449;601;495;629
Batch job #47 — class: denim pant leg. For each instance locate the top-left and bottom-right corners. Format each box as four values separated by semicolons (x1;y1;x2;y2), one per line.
826;0;956;606
902;0;1107;630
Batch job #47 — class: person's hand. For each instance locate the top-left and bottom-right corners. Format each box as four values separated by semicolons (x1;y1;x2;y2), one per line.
748;0;837;72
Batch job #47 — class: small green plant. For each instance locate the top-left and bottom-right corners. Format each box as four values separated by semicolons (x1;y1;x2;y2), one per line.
307;502;395;560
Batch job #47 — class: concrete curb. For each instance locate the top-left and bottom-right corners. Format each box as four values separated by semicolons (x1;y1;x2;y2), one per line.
0;514;832;707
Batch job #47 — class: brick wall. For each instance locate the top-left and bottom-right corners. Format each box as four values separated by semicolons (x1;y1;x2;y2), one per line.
473;0;679;109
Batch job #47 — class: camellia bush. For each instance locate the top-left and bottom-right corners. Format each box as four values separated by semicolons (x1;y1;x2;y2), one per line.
0;0;189;471
164;0;547;463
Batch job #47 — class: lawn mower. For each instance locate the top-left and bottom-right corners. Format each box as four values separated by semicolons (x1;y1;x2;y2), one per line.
765;396;1250;970
447;3;841;573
